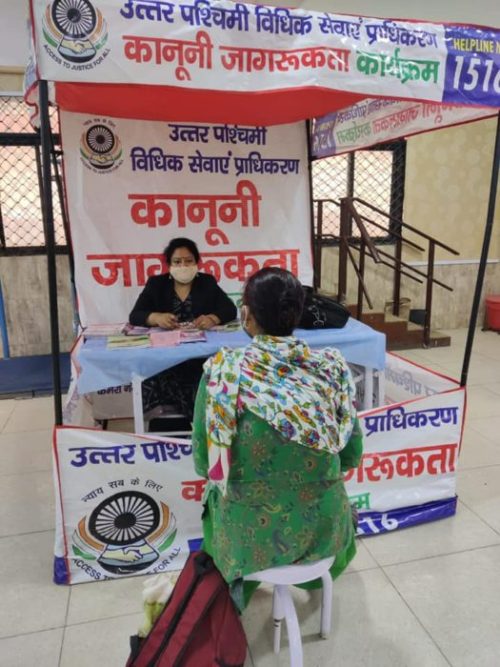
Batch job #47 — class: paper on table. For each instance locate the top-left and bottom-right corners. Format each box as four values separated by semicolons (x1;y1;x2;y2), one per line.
122;324;165;336
212;321;241;332
84;323;126;337
150;331;181;347
107;335;151;349
180;330;206;343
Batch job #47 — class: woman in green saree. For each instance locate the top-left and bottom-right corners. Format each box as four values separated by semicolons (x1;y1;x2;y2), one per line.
192;268;363;608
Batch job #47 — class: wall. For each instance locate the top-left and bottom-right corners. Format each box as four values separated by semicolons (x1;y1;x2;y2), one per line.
403;117;500;262
0;69;24;94
321;247;500;331
0;256;75;357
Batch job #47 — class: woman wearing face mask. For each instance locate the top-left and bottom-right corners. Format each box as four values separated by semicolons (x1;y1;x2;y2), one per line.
192;267;363;609
129;237;236;331
128;237;237;422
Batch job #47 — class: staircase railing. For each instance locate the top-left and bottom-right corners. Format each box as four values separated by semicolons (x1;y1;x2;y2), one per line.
314;197;459;346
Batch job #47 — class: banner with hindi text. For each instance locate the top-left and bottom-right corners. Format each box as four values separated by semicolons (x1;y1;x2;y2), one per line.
54;354;465;583
30;0;500;113
346;355;464;536
60;111;312;325
311;98;494;158
53;429;204;584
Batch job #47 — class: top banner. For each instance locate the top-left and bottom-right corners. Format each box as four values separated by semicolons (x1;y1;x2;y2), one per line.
30;0;500;109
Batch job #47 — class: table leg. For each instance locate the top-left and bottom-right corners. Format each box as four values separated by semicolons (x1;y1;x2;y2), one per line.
132;374;146;433
363;367;374;410
377;370;385;407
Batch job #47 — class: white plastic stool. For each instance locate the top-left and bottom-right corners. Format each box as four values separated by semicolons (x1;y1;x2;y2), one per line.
246;556;334;667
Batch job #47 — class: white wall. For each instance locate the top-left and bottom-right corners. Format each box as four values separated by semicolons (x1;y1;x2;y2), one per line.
0;1;30;68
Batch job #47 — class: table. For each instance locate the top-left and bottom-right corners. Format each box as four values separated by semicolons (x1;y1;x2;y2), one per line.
75;320;386;431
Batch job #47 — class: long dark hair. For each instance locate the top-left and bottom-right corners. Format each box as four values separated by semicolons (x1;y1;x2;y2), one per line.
243;268;304;336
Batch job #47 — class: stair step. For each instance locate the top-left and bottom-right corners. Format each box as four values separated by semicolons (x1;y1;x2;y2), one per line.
384;313;409;324
346;307;451;350
352;311;409;336
388;324;451;351
346;308;386;326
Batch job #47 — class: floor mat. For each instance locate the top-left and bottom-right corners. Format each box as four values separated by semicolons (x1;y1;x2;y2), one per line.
0;353;70;396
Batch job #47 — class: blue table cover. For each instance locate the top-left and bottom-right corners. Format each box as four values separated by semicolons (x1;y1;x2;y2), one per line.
76;319;385;394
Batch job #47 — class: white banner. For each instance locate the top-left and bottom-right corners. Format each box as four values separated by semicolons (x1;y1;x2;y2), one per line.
349;388;465;516
30;1;500;108
312;98;494;157
53;429;204;584
54;376;465;583
384;352;459;405
60;111;312;325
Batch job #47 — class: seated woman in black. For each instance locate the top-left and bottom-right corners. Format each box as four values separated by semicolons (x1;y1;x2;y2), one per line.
129;237;236;330
129;237;237;422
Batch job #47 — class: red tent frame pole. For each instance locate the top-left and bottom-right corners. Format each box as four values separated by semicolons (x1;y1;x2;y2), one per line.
461;112;500;387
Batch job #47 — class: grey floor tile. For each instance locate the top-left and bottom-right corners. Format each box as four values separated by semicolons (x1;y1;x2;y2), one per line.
0;470;54;537
0;628;63;667
385;545;500;667
362;501;500;566
0;429;52;476
66;574;146;626
457;465;500;533
2;396;56;433
0;399;16;432
458;422;500;469
0;532;69;638
243;569;449;667
60;613;143;667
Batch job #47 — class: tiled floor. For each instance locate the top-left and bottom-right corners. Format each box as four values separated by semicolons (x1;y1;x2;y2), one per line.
0;328;499;666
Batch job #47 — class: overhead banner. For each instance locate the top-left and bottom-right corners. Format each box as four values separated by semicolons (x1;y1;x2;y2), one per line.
30;1;499;108
60;111;312;325
312;98;494;157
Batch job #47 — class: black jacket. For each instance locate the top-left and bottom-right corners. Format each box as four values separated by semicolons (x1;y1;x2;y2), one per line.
129;272;237;327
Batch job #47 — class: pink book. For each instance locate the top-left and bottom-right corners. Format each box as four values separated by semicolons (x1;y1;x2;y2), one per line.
150;331;181;347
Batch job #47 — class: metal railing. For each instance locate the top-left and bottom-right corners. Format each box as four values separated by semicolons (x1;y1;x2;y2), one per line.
315;197;459;346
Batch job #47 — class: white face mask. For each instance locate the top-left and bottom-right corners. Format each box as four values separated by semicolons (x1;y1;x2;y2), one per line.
170;265;198;284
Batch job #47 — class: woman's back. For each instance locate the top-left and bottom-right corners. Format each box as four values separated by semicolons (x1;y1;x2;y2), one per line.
193;377;362;583
192;267;363;603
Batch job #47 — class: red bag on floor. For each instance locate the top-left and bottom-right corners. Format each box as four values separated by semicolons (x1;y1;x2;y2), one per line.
126;551;247;667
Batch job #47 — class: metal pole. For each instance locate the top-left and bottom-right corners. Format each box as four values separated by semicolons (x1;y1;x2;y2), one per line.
316;200;324;284
50;140;81;335
424;241;435;348
357;240;365;321
460;112;500;387
306;120;319;289
391;142;406;316
347;152;355;197
338;198;349;302
39;80;63;424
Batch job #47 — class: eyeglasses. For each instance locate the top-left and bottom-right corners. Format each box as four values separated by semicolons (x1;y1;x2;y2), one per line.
170;258;196;266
